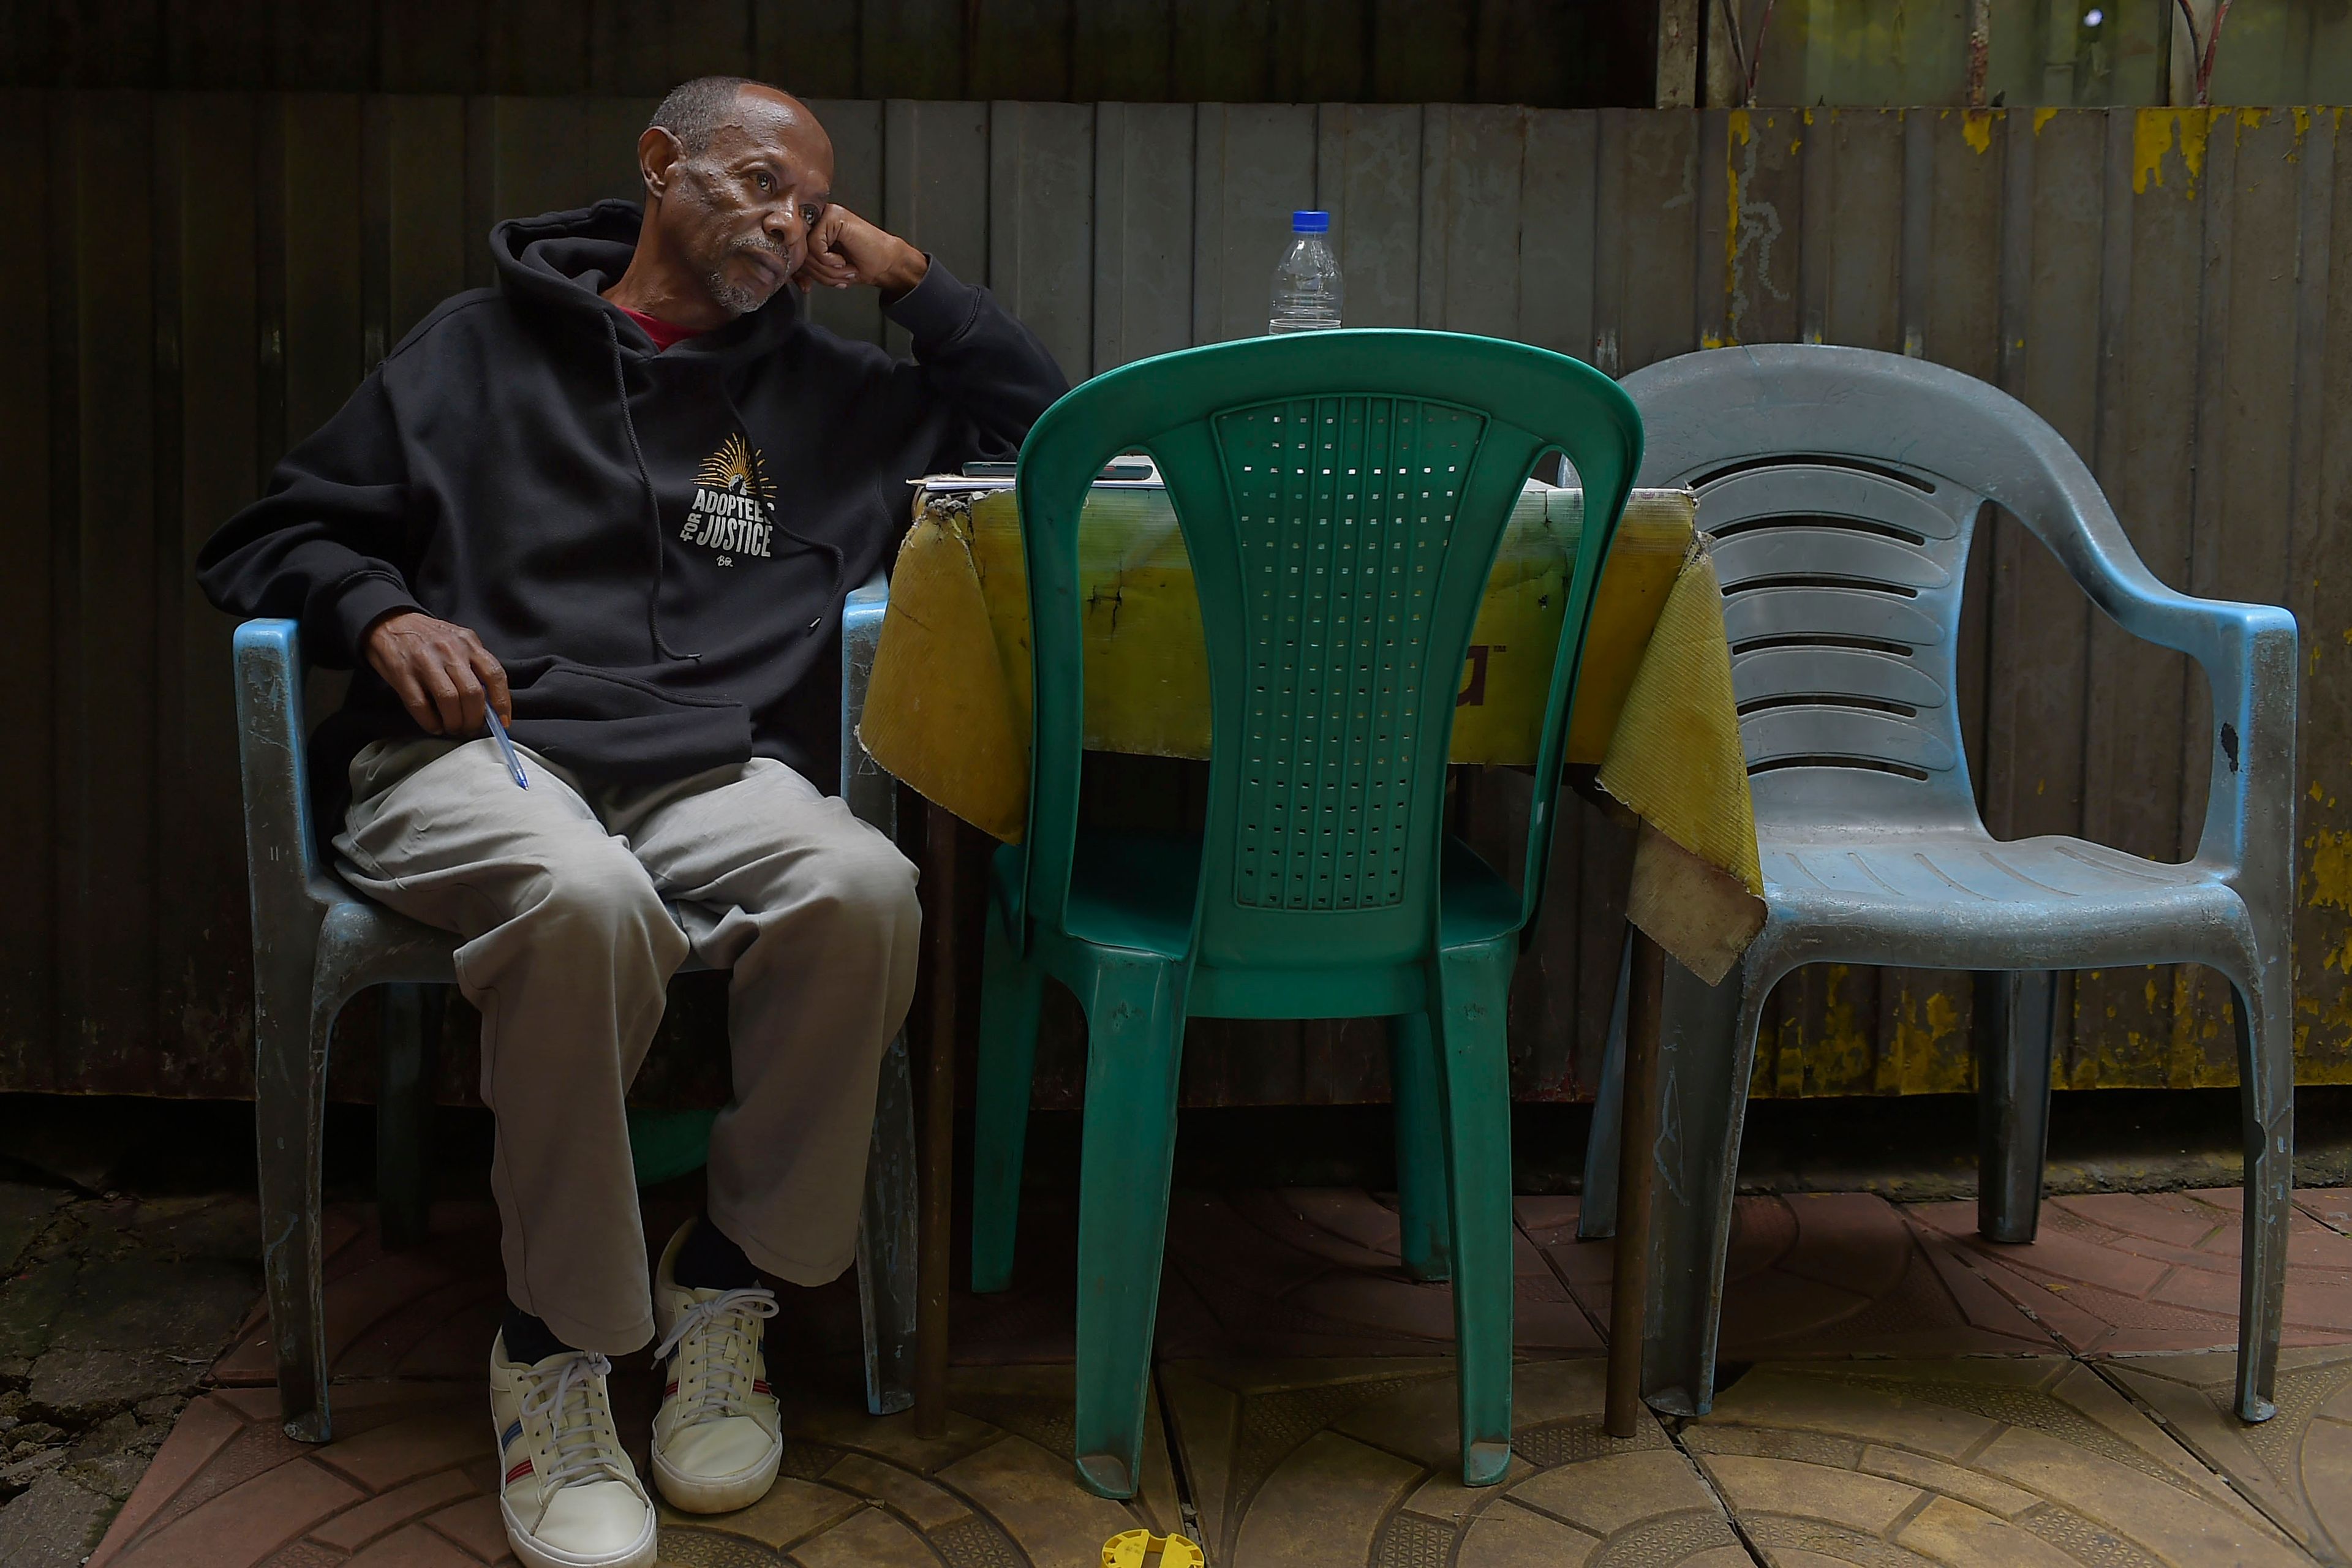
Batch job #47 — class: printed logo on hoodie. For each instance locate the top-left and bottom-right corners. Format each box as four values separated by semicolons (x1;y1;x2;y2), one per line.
682;433;775;564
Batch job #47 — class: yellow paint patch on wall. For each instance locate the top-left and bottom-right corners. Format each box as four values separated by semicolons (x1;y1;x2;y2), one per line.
1890;988;1970;1096
2132;108;2213;195
1813;963;1873;1093
2307;827;2352;974
1961;109;1994;156
2034;107;2059;135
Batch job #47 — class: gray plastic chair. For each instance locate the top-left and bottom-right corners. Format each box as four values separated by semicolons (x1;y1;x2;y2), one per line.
232;575;918;1442
1578;344;2296;1425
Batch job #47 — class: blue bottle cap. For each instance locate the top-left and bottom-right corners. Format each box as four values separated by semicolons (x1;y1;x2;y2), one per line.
1291;210;1330;233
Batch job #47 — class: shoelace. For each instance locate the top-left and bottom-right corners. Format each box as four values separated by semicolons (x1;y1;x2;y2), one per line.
518;1351;635;1492
652;1287;780;1426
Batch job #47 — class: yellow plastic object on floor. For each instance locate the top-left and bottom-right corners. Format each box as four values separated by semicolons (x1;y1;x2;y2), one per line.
1102;1528;1205;1566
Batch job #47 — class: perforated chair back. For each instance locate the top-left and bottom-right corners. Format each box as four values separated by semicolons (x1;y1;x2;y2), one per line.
1011;330;1643;971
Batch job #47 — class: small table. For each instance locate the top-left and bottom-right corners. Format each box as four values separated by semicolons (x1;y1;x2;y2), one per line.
865;477;1766;1436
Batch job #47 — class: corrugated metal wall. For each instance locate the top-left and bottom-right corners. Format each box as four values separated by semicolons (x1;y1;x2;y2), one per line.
6;93;2347;1108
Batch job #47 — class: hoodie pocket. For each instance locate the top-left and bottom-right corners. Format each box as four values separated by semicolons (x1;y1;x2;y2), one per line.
501;657;754;784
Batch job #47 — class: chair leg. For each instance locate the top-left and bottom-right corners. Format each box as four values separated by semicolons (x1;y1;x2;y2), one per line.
1431;944;1517;1487
1578;929;1636;1240
258;982;339;1442
1975;971;2057;1244
970;914;1046;1295
2231;961;2293;1423
857;1029;920;1415
1069;954;1188;1501
1641;953;1763;1419
375;984;439;1250
1388;1011;1452;1283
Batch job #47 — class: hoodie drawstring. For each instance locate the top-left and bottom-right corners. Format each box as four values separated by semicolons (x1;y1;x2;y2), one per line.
605;314;700;663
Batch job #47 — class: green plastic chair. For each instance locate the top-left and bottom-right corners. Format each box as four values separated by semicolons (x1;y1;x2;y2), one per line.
967;330;1642;1498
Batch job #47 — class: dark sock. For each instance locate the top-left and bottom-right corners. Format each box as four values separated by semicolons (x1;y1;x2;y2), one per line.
500;1303;574;1366
674;1213;761;1291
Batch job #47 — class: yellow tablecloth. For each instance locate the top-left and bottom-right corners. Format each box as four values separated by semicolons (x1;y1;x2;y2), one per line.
860;480;1765;980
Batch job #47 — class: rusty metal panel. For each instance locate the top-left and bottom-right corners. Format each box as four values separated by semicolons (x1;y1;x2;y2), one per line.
1613;110;1701;375
988;101;1094;382
59;93;160;1090
1093;102;1195;372
881;99;989;360
1724;108;1804;349
157;94;263;1096
1316;103;1422;332
2293;109;2352;1086
1819;110;1902;351
2174;107;2316;1087
2075;110;2205;1090
1518;110;1599;361
0;93;51;1090
1190;103;1316;345
385;97;469;347
1418;105;1532;339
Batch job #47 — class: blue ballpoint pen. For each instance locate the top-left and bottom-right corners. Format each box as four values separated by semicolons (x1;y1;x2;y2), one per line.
483;707;530;789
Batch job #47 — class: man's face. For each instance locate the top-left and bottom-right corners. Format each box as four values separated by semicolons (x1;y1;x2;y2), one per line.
651;89;835;317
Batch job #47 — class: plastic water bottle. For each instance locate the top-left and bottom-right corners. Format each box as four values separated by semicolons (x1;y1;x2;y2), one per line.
1268;211;1343;334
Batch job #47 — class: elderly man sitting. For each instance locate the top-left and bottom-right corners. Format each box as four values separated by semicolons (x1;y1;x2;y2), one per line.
197;77;1065;1568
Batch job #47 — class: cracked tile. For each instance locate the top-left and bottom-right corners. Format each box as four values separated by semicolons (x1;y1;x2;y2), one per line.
2105;1344;2352;1562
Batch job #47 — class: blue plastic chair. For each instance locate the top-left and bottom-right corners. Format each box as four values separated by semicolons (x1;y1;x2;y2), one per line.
231;575;918;1442
1578;345;2297;1427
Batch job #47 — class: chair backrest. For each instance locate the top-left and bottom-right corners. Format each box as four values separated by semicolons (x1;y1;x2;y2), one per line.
1621;344;2142;833
1014;330;1642;973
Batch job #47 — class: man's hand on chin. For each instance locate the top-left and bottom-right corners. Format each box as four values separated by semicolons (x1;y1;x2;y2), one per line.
793;206;929;304
364;609;513;737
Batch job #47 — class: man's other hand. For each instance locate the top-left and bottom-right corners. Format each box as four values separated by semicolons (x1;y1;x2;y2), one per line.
363;610;513;736
794;206;929;302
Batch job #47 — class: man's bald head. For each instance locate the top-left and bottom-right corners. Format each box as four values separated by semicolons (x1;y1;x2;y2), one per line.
650;76;805;158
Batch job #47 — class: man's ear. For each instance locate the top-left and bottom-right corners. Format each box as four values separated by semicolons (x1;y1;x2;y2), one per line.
638;126;683;200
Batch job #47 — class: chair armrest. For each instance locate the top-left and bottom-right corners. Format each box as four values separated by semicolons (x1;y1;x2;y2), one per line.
232;620;337;930
2084;568;2297;893
841;571;897;835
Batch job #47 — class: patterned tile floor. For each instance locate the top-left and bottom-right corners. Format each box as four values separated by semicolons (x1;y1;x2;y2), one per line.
79;1185;2352;1566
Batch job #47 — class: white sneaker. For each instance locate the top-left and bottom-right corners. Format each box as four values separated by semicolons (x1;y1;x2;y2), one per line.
649;1221;783;1513
489;1332;659;1568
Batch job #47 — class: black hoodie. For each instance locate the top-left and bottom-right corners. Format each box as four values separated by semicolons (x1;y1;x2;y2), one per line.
196;200;1068;791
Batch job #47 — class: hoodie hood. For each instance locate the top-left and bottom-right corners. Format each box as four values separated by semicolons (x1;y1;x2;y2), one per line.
491;200;797;366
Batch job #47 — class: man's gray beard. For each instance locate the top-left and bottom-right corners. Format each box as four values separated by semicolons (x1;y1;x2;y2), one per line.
703;266;768;316
705;238;788;316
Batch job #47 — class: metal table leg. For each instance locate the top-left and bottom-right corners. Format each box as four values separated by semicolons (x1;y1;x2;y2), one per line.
1605;932;1666;1438
915;800;960;1438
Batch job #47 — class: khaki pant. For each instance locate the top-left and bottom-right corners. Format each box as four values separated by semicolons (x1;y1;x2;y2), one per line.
335;737;921;1355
